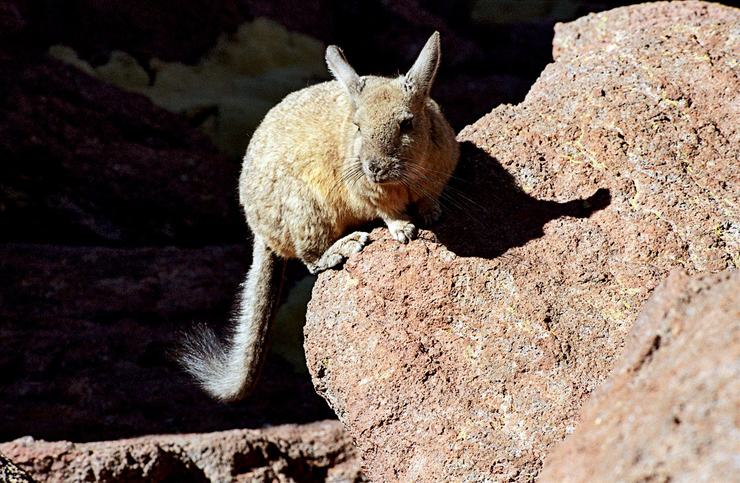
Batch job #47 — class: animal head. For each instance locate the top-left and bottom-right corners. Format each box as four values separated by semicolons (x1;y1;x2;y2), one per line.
326;32;441;186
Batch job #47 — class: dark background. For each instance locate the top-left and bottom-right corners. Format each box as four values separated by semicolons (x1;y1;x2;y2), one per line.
1;0;636;442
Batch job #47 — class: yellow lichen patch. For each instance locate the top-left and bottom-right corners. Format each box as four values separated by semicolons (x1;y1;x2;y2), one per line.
49;45;98;77
97;51;151;88
344;275;360;289
378;368;396;380
560;134;607;171
601;306;626;323
50;18;328;159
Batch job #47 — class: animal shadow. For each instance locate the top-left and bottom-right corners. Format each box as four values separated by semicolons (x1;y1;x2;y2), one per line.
430;141;611;259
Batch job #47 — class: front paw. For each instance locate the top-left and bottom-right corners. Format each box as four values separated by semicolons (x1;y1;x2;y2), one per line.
342;231;371;254
388;221;417;244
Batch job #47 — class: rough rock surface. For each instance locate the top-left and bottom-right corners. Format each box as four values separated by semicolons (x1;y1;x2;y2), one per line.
0;244;332;442
304;2;739;481
0;55;243;245
540;270;739;482
0;452;34;483
1;421;363;483
552;0;740;61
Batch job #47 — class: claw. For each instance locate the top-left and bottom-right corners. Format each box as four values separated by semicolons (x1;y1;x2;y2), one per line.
307;231;371;273
390;222;417;244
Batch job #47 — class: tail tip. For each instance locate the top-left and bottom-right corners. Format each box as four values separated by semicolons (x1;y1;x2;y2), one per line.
176;324;255;402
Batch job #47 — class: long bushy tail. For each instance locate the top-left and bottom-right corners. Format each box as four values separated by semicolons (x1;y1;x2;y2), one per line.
180;236;280;402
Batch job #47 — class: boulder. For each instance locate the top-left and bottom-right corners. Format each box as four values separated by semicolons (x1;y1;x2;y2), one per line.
1;421;363;482
0;244;333;443
0;55;242;245
304;2;739;481
540;270;740;482
552;0;740;61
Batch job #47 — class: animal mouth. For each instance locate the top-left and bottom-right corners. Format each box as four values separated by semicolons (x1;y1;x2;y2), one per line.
363;162;401;184
366;173;391;184
366;172;404;185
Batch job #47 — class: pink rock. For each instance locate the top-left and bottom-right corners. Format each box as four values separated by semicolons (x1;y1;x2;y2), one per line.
1;421;364;482
540;270;740;482
304;2;739;480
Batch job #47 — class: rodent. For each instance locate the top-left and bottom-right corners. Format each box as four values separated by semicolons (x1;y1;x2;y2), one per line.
180;32;459;401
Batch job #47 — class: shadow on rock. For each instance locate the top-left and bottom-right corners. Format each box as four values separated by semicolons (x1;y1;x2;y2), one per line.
432;141;611;259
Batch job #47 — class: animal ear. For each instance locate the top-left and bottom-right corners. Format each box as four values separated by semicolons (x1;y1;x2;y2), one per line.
404;31;441;98
326;45;364;100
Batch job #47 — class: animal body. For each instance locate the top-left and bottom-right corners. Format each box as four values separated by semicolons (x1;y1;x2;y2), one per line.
181;32;459;401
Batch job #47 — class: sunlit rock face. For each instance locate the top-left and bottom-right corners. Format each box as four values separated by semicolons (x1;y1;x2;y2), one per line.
304;2;739;481
540;270;740;482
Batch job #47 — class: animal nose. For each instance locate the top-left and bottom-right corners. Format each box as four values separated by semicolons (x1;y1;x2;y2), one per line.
364;161;387;180
367;162;383;175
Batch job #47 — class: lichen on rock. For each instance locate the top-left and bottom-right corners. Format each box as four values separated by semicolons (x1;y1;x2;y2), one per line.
539;270;740;482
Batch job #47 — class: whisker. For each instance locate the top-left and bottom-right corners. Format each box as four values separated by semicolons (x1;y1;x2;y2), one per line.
402;170;489;229
402;164;487;213
440;184;488;213
341;163;364;187
401;160;473;185
400;173;486;229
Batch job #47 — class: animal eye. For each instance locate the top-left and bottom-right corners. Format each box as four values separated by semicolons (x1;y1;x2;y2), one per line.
399;117;414;133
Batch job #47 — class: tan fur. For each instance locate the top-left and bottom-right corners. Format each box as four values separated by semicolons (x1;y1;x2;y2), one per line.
182;32;459;401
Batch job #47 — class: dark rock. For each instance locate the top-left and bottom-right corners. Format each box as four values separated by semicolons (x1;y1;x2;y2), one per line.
0;244;333;442
433;73;531;130
0;56;243;245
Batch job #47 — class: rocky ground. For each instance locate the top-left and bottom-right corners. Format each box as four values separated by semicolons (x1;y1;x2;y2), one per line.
1;421;363;482
304;2;739;481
